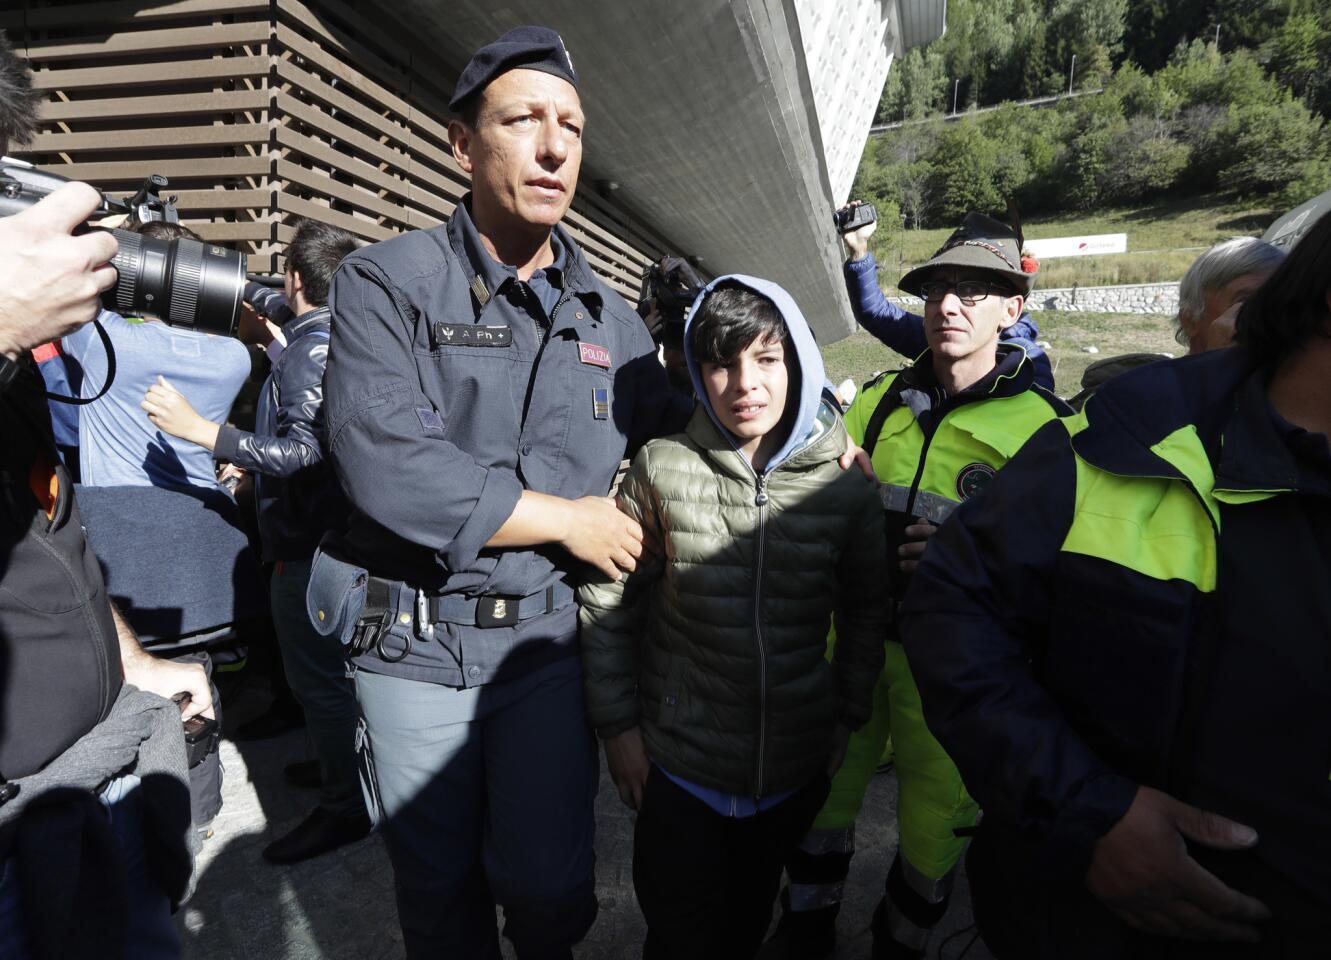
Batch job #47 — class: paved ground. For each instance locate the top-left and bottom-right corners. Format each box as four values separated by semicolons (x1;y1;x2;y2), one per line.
178;668;993;960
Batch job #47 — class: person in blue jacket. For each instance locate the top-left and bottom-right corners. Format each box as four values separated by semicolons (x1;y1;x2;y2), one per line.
838;200;1054;391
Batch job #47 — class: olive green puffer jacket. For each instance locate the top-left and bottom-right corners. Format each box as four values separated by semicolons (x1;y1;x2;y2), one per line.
579;402;889;797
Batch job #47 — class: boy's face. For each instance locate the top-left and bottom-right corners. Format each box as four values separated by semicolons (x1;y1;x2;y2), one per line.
699;333;790;465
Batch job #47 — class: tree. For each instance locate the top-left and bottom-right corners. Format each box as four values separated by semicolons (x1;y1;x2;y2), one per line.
1103;118;1191;201
1266;13;1331;115
930;121;1005;221
878;47;948;122
1219;92;1331;198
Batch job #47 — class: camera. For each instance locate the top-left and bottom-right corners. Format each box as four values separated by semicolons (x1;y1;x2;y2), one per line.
0;157;246;337
834;201;877;234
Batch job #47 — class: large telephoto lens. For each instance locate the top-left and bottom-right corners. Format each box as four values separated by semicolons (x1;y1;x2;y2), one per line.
107;229;246;336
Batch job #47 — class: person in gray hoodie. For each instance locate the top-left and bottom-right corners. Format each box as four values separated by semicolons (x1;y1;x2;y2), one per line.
579;275;890;959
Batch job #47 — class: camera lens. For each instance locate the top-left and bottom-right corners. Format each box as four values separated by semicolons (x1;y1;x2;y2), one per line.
106;229;245;336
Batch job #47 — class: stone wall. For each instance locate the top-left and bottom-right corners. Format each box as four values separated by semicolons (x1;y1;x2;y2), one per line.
889;280;1180;315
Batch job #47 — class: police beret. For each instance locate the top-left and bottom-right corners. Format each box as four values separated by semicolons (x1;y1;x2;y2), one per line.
449;26;579;112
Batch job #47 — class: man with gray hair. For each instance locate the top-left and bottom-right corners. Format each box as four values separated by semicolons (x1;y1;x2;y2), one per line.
1174;236;1285;354
1070;236;1284;408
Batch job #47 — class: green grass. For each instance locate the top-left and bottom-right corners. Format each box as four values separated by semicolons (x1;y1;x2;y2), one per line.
821;311;1181;400
870;194;1282;290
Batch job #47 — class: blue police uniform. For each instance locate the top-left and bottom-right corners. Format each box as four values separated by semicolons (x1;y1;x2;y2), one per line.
319;195;685;957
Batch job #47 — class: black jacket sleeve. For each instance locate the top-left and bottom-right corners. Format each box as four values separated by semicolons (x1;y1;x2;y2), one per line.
323;259;522;571
898;420;1138;878
213;333;327;478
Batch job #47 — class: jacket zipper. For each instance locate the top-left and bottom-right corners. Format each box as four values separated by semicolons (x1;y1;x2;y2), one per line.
904;420;941;517
753;471;770;799
1164;480;1223;797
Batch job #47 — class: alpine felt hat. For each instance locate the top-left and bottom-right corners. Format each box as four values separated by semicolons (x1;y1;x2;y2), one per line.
898;212;1037;297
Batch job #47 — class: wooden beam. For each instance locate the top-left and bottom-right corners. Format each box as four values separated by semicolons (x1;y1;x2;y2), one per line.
30;124;267;152
39;89;270;122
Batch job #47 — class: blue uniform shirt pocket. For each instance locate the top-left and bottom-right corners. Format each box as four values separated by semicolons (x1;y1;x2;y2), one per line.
306;547;368;646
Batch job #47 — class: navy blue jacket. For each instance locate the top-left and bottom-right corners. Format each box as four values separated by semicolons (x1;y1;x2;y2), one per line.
323;198;687;686
900;347;1331;956
845;253;1054;391
214;290;346;563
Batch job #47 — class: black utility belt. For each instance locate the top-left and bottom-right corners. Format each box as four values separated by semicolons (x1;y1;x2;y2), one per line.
349;578;575;663
306;546;576;664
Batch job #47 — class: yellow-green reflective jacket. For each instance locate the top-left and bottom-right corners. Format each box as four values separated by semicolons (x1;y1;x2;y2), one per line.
899;346;1331;940
845;344;1069;598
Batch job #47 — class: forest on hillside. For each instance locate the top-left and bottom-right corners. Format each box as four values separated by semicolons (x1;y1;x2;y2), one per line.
855;0;1331;228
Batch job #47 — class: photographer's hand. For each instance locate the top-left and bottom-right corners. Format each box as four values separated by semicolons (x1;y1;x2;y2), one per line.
838;200;878;263
142;375;220;451
0;182;119;358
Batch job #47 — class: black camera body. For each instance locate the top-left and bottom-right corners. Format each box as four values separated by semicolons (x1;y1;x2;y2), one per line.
0;157;246;337
834;202;877;234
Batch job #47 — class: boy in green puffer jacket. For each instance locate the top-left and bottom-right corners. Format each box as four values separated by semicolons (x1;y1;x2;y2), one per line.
579;275;890;959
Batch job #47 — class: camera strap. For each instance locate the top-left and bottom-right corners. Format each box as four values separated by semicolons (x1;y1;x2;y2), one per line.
44;317;116;406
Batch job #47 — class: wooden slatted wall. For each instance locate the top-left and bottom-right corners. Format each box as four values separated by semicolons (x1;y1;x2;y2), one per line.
6;0;675;296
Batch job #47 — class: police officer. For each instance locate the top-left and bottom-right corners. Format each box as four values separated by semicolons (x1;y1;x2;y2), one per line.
763;214;1070;959
318;26;686;960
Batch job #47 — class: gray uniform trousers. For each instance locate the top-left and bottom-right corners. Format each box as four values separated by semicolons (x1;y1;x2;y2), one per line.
353;651;598;959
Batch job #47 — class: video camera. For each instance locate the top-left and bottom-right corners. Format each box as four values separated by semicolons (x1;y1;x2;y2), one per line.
833;201;876;235
637;256;703;336
0;157;246;337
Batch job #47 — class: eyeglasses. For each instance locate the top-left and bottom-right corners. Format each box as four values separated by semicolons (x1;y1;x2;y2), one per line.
918;279;1015;304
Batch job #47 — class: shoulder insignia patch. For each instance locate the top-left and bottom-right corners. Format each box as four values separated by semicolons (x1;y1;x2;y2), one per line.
956;462;997;500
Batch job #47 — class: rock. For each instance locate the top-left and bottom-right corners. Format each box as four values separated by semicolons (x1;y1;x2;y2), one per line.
1036;340;1052;349
1082;345;1099;354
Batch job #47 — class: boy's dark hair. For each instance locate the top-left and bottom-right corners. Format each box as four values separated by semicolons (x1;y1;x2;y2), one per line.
127;219;202;243
688;282;788;366
286;218;364;307
1235;210;1331;369
0;31;39;148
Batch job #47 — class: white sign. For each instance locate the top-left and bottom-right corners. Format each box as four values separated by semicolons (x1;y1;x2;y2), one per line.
1024;233;1128;259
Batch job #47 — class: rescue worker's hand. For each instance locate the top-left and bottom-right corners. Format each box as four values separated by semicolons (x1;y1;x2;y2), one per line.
604;727;650;810
0;182;119;358
562;495;647;581
838;443;877;482
897;520;938;574
826;723;852;777
838;200;877;262
1086;785;1270;942
142;375;221;451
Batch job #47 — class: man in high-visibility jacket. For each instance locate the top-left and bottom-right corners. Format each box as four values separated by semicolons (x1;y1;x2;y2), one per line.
898;211;1331;957
762;213;1070;959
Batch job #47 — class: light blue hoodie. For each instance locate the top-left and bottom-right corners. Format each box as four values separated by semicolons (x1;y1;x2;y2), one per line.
683;274;832;475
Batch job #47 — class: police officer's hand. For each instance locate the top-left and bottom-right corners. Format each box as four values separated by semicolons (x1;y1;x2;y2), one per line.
837;443;877;482
563;495;647;581
1086;785;1270;942
897;520;938;574
0;182;119;358
604;727;650;811
838;200;877;262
